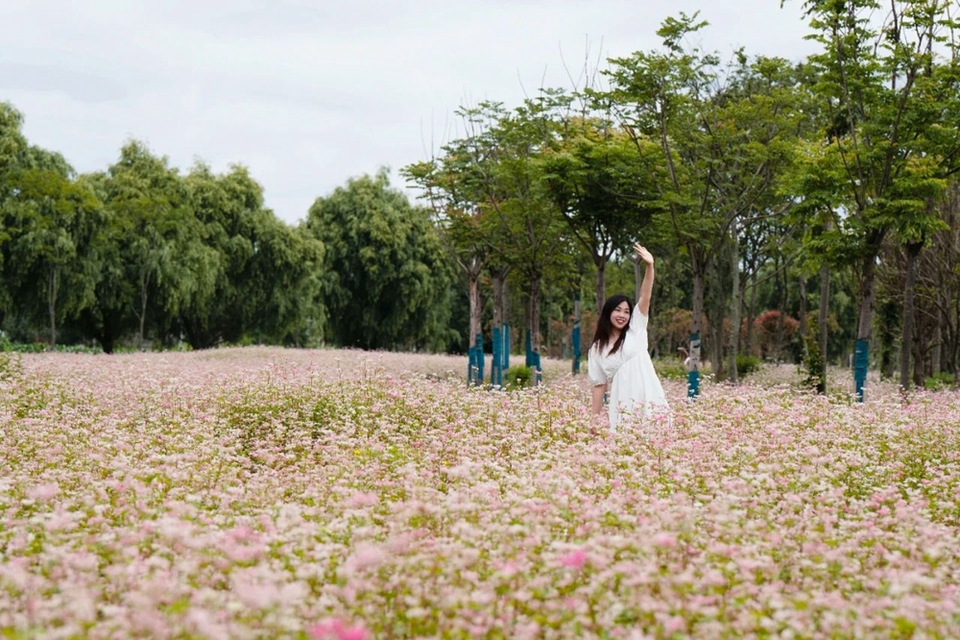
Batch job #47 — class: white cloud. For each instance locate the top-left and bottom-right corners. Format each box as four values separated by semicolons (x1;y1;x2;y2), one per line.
1;0;819;224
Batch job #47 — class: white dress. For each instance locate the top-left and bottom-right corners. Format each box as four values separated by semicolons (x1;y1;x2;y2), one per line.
588;306;669;430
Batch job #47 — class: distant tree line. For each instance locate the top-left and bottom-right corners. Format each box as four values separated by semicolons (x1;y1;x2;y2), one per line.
2;1;960;396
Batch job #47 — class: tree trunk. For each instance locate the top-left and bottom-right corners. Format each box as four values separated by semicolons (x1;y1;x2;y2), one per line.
706;252;726;382
932;312;941;377
595;257;607;313
687;248;705;397
775;272;788;363
48;268;59;347
492;266;509;328
468;264;482;347
745;275;758;356
900;241;923;391
798;273;808;346
528;275;541;355
818;261;830;392
690;272;705;359
728;232;741;384
854;246;881;401
139;272;149;349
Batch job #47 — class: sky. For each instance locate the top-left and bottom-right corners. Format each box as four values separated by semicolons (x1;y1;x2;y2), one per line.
1;0;820;225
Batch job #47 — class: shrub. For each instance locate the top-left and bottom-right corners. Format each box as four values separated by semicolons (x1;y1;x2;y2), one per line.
924;372;956;391
654;358;688;380
736;354;762;379
802;319;826;394
504;364;533;390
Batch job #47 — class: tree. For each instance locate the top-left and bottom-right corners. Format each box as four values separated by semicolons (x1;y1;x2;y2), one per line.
2;148;103;345
539;116;663;312
404;138;492;351
454;99;576;358
97;141;215;347
602;14;801;387
306;169;455;351
800;0;954;398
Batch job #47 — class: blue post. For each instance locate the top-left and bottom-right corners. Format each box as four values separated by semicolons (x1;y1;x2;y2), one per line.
502;323;510;373
525;330;542;385
572;293;582;375
854;338;868;402
475;333;484;386
491;326;501;387
572;325;581;374
468;345;477;386
687;331;701;398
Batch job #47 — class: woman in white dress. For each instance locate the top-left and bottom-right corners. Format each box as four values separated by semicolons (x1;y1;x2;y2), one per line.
587;243;669;430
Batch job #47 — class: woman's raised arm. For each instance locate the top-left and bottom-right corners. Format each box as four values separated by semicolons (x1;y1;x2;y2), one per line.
634;243;655;316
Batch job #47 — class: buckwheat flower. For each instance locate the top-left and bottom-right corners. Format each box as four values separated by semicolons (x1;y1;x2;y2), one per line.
664;616;686;633
345;491;378;508
309;617;369;640
234;581;281;610
560;548;588;569
28;482;59;502
653;532;678;548
343;542;387;574
187;608;229;638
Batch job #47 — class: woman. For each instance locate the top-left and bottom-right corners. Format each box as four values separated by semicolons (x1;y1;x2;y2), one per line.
587;243;669;430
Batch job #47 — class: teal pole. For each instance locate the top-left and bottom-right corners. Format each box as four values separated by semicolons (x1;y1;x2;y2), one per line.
687;331;701;398
502;323;510;371
572;293;581;375
475;333;484;386
491;326;501;387
854;338;868;402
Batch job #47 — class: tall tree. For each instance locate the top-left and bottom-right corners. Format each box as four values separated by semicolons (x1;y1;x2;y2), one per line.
453;99;575;357
602;14;801;387
98;141;215;347
404;137;491;350
539;116;663;312
306;169;455;351
800;0;954;398
2;148;103;345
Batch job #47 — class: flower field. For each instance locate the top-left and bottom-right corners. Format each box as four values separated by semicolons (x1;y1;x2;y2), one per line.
2;348;960;638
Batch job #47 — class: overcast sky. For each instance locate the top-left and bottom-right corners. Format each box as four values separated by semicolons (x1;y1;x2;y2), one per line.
2;0;819;225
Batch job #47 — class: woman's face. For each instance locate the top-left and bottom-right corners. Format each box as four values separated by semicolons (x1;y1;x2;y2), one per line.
609;301;631;330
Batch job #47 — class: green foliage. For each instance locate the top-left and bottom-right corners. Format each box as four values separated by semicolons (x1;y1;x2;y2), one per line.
538;119;662;309
653;358;688;380
306;169;456;352
504;364;533;390
736;354;762;379
1;155;105;346
803;318;827;394
0;349;22;381
924;372;956;391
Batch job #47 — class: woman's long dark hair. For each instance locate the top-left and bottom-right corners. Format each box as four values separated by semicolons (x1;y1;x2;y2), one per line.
591;294;632;355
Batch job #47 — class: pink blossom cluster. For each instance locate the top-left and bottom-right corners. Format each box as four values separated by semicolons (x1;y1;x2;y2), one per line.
1;348;958;637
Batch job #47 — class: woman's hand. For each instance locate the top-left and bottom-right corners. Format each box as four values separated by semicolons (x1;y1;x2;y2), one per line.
634;243;654;266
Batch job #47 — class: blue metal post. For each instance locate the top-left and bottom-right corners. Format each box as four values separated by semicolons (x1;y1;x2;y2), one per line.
491;326;501;387
475;333;484;386
854;338;868;402
502;323;510;373
468;346;477;386
572;293;581;375
687;331;701;398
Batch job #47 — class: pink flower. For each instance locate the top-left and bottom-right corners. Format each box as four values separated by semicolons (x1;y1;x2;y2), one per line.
665;616;686;633
309;618;369;640
345;491;379;508
28;483;59;501
559;548;588;569
653;533;678;548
